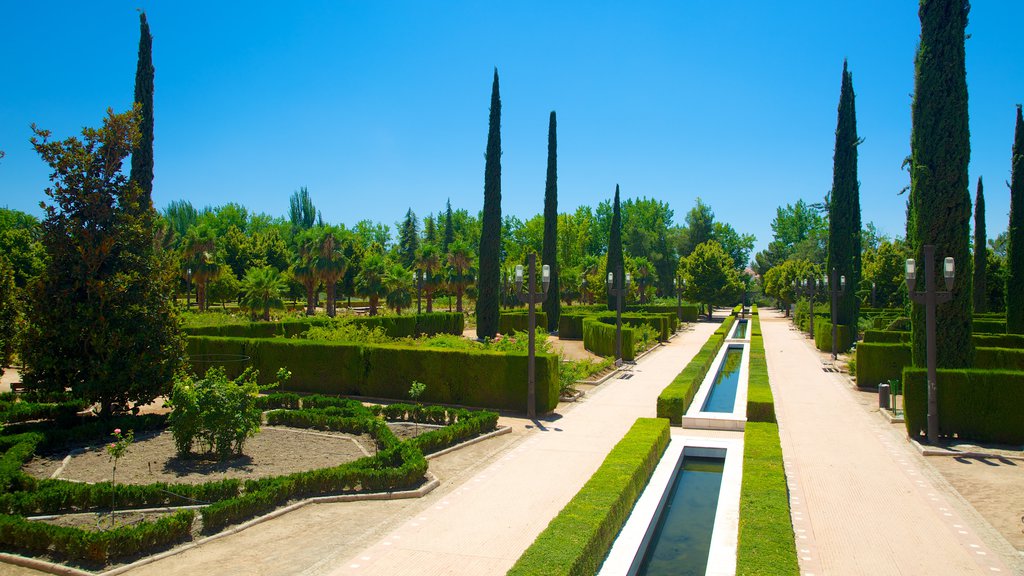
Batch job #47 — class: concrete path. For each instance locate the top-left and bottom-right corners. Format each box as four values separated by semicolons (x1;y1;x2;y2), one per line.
761;309;1018;575
319;319;723;576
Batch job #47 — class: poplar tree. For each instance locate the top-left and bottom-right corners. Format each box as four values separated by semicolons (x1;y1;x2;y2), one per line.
541;111;560;331
606;185;624;310
1008;106;1024;333
907;0;973;367
973;177;987;313
129;12;154;202
477;69;502;339
826;60;861;345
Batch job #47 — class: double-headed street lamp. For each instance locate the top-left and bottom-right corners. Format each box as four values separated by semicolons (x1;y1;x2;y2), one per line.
906;245;955;445
607;266;631;367
826;268;847;361
515;253;550;419
803;276;820;340
186;267;193;310
871;281;877;309
674;277;686;322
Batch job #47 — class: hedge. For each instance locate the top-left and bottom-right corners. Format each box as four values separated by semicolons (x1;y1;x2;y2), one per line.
499;311;548;336
746;315;776;423
557;313;588;340
185;312;465;339
187;336;560;414
973;319;1006;334
597;313;671;342
623;306;683;331
736;422;799;575
506;418;670;576
656;316;736;425
582;318;635;361
857;343;1024;388
813;319;855;353
903;368;1024;445
862;331;1024;348
862;330;910;343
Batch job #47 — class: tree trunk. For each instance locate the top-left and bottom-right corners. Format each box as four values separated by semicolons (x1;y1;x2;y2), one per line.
456;285;464;312
326;283;336;317
305;282;316;316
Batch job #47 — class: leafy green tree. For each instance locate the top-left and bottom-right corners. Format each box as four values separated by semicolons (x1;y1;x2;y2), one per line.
973;177;987;313
630;256;657;304
0;208;44;287
181;226;220;311
447;240;474;313
862;239;910;309
606;185;624;310
1008;106;1024;333
290;230;320;315
682;198;715;256
559;266;582;305
423;214;438;247
907;0;973;365
712;221;755;271
315;229;348;317
679;241;743;319
542;111;560;331
22;109;182;416
161;200;199;248
416;244;442;312
239;266;285;321
477;69;503;339
0;257;19;367
763;259;816;316
289;187;320;231
984;249;1006;313
129;12;154;202
356;251;388;316
207;264;240;309
827;59;862;331
385;263;413;314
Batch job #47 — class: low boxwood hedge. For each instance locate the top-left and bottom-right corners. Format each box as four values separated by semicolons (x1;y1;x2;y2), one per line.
737;422;799;575
656;316;736;425
862;330;910;343
557;313;588;340
582;318;636;361
973;318;1006;334
854;343;912;389
186;336;559;414
185;312;465;339
597;313;671;342
862;331;1024;348
499;311;548;336
903;368;1024;445
506;418;670;576
813;319;855;354
975;347;1024;370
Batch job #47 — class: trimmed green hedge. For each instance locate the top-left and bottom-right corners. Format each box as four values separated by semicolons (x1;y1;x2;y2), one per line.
973;319;1006;334
854;343;912;389
598;313;671;342
499;311;548;336
582;318;635;361
813;320;854;353
746;315;776;423
558;313;588;339
903;368;1024;445
975;347;1024;371
185;313;465;339
187;336;560;414
974;333;1024;349
862;330;910;343
737;422;799;575
623;306;683;331
656;316;736;425
506;418;670;576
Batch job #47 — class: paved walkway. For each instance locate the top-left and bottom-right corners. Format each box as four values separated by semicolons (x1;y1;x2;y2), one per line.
761;309;1018;575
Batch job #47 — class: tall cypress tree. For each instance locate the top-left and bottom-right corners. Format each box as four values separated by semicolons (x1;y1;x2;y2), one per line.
907;0;973;367
973;177;987;313
477;69;502;339
442;198;454;254
541;111;560;331
130;12;154;203
1007;106;1024;333
826;60;861;345
606;185;624;310
398;208;419;268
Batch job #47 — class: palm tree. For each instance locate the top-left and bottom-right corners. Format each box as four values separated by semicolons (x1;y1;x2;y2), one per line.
315;229;348;317
416;244;442;313
356;252;388;316
632;257;657;304
239;266;286;321
290;230;320;315
180;226;220;311
385;264;413;315
446;240;474;313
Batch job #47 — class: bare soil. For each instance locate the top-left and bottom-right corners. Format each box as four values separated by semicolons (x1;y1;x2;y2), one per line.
929;455;1024;551
24;427;372;485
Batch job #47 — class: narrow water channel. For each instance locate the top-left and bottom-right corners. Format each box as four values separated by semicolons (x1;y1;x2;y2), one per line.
733;319;747;338
636;456;726;576
701;346;743;413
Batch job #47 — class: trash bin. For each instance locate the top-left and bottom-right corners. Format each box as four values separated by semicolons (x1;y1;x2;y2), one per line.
878;383;890;410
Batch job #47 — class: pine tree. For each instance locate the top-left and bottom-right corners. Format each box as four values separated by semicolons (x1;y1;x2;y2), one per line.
1008;106;1024;333
907;0;973;367
606;185;624;310
541;111;560;332
129;12;154;202
973;177;987;313
442;198;455;253
826;60;861;345
398;208;419;268
423;214;438;247
477;69;502;339
289;187;319;230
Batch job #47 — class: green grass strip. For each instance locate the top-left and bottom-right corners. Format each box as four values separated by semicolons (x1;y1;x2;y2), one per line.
737;422;799;575
746;313;776;423
506;418;670;576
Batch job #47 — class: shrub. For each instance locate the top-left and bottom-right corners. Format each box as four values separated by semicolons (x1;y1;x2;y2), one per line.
656;316;736;425
499;311;548;336
557;314;588;339
582;317;635;360
903;368;1024;445
186;336;560;414
813;320;855;353
973;333;1024;349
506;418;670;576
185;313;465;340
886;317;911;331
974;347;1024;370
862;330;909;343
737;422;799;575
854;343;912;389
972;319;1006;334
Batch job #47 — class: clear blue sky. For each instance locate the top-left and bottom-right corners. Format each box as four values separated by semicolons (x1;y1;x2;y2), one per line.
2;1;1022;257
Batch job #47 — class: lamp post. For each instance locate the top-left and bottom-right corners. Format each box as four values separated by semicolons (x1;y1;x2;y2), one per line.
871;281;877;309
607;266;631;367
516;253;550;419
186;268;192;310
674;277;682;322
906;245;954;444
413;270;423;315
804;276;819;340
827;268;847;361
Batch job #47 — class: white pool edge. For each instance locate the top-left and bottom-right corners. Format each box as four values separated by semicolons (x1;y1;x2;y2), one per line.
598;434;744;576
683;341;750;431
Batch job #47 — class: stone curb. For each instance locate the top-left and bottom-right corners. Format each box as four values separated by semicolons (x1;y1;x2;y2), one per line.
907;436;1024;461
